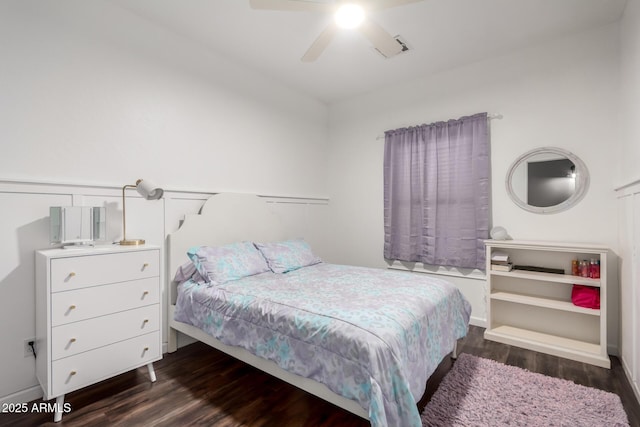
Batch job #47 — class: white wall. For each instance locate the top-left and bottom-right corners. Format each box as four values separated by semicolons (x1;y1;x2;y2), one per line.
616;0;640;404
0;0;329;197
0;0;633;409
325;25;621;336
618;0;640;189
0;0;330;406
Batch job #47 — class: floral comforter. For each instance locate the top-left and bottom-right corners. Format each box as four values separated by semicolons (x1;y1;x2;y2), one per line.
174;263;471;427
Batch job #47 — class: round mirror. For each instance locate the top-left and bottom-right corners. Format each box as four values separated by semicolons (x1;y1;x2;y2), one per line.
506;147;589;214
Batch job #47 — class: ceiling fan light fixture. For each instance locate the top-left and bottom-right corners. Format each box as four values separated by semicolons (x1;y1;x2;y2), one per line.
334;3;365;29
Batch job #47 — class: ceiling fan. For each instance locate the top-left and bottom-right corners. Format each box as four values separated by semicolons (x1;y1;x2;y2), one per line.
249;0;423;62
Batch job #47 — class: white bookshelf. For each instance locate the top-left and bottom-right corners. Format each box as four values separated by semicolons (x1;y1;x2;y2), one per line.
484;240;610;368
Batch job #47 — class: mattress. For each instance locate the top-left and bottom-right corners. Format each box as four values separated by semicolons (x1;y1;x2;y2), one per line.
174;263;471;427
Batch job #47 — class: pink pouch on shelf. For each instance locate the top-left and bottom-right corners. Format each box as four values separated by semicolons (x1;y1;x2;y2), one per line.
571;285;600;309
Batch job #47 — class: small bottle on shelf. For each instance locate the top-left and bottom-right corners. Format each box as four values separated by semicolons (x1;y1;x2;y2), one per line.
579;260;589;277
592;260;601;279
571;259;579;276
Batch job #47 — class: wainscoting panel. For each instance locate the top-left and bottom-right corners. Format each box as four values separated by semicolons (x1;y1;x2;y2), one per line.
0;192;72;403
0;180;329;407
616;181;640;404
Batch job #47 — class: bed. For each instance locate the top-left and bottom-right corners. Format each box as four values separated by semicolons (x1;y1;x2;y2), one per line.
167;193;471;427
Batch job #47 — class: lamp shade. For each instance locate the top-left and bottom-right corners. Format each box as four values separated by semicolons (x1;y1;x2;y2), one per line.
135;179;163;200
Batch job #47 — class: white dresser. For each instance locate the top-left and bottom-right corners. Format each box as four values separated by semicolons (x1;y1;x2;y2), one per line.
35;245;162;422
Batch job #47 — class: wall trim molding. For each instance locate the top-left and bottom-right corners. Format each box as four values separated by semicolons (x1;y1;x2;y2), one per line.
614;178;640;193
0;178;330;202
469;316;487;328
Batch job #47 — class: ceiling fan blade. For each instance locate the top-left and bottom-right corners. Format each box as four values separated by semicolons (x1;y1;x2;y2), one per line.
249;0;333;12
301;23;338;62
367;0;424;10
358;20;403;58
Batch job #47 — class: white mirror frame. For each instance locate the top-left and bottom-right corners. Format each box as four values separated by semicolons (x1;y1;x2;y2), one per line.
505;147;589;214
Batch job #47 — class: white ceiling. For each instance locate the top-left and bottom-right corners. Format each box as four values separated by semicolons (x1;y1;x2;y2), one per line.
109;0;628;104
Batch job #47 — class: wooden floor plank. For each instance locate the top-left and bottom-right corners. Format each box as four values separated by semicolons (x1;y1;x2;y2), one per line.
1;325;638;426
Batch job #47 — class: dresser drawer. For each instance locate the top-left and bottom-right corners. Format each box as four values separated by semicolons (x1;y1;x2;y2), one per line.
51;304;160;360
51;331;160;397
51;278;159;326
51;250;159;292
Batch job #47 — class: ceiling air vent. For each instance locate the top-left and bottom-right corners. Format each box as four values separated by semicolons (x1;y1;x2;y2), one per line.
374;35;411;59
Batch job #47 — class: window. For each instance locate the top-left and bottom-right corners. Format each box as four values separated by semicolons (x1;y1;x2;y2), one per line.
383;113;490;270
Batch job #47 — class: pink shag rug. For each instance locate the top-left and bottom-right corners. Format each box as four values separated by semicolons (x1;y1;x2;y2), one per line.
422;353;629;426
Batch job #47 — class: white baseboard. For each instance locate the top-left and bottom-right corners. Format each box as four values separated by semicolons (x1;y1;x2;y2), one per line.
621;356;640;405
469;316;487;328
0;386;43;406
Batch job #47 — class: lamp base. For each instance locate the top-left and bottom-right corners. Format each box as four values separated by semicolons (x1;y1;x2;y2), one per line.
119;239;145;246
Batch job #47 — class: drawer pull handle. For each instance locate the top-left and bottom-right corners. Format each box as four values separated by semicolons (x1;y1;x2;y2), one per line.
70;371;77;376
142;291;149;298
143;319;149;324
69;272;76;277
69;338;76;343
69;305;76;310
143;263;150;268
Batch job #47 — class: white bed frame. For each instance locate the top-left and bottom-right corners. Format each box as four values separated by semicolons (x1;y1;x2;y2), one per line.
167;193;369;419
167;193;458;421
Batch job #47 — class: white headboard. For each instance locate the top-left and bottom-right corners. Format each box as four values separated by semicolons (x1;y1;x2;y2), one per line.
167;193;286;302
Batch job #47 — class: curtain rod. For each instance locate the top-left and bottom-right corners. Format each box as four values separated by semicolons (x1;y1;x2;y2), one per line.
375;113;503;140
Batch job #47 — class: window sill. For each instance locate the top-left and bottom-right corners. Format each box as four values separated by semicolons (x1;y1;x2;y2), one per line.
386;260;486;281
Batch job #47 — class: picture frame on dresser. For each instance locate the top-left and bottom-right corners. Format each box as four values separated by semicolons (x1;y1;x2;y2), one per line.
484;239;610;369
35;245;162;422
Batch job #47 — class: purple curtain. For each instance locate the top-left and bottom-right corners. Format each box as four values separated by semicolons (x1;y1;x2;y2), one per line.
383;113;490;270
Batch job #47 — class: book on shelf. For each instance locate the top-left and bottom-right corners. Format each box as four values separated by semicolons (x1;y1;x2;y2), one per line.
491;263;513;272
491;251;510;263
512;265;564;274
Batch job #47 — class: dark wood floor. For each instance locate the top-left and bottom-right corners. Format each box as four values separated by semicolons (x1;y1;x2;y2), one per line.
2;326;639;426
